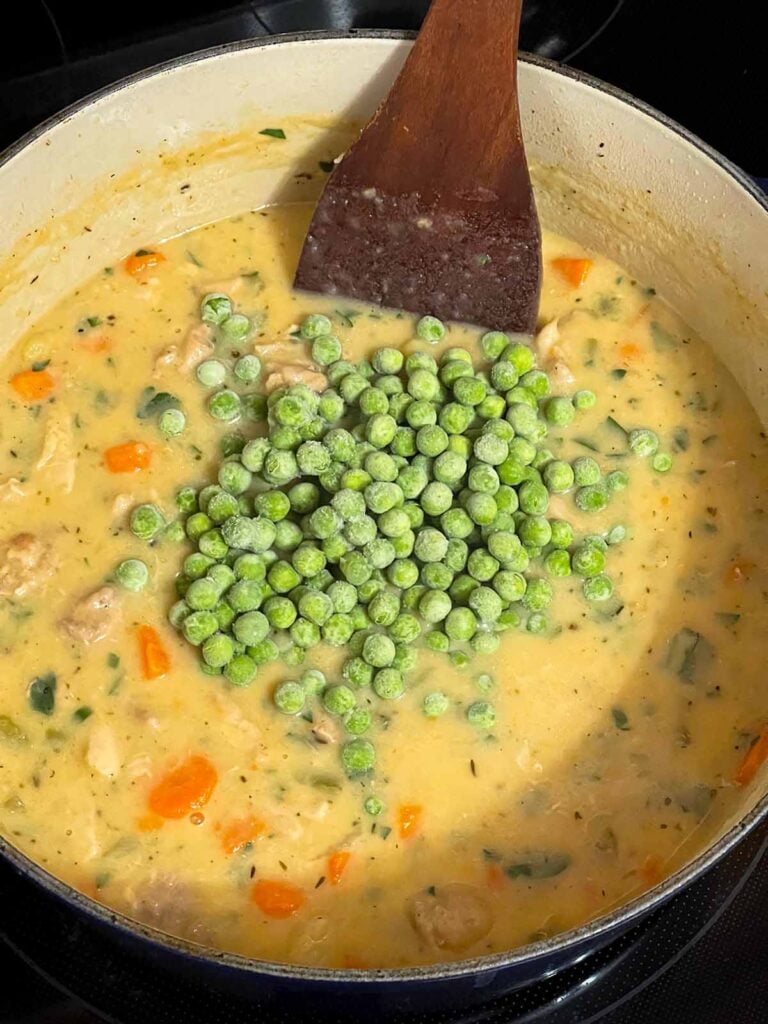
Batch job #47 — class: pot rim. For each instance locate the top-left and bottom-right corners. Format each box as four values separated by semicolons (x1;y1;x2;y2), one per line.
1;28;766;986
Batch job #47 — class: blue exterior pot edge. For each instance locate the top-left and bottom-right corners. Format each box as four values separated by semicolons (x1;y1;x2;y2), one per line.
0;29;766;1009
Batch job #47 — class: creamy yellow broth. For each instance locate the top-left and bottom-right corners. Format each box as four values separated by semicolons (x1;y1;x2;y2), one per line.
0;203;767;969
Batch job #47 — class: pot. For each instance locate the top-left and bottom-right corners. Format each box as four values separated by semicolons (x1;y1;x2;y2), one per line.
0;30;766;1015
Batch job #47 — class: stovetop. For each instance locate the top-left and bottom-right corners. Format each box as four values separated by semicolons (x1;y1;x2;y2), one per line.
0;3;765;1022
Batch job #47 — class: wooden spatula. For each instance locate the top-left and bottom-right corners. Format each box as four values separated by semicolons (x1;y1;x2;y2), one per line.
294;0;541;334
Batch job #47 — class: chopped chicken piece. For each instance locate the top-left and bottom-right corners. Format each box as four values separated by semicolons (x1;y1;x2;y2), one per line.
154;323;214;374
311;715;340;745
86;723;121;778
535;318;575;388
265;364;327;392
0;478;26;503
36;407;76;494
0;533;57;598
60;586;121;645
409;883;493;951
199;275;247;299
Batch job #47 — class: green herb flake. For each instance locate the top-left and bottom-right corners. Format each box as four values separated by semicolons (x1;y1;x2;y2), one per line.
476;254;492;266
73;706;93;723
107;652;120;669
0;715;28;746
186;250;204;267
335;309;362;328
31;359;51;372
379;825;392;840
319;160;335;173
259;128;286;140
715;612;741;627
611;707;630;730
505;852;571;879
650;320;678;351
136;387;180;420
610;368;628;380
573;437;600;453
28;672;57;716
95;871;111;890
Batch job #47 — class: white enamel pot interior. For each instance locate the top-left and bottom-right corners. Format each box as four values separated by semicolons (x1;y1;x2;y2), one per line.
0;30;767;1005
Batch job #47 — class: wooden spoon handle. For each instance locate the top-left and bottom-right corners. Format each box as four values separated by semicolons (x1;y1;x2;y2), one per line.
335;0;529;211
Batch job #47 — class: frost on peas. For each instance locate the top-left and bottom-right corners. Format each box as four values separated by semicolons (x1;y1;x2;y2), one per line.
416;315;446;343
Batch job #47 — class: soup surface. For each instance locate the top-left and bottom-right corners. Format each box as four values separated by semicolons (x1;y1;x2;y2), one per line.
0;203;767;969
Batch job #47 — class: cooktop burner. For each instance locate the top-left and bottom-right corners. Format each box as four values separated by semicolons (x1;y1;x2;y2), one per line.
2;817;767;1023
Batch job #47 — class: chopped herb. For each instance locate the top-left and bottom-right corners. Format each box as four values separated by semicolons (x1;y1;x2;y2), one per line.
593;294;621;319
242;270;261;282
702;434;719;446
185;250;204;267
505;852;571;879
134;248;151;257
315;876;326;889
95;871;111;890
189;444;203;462
335;309;362;328
583;337;599;367
650;321;678;351
319;160;335;173
611;707;630;730
31;359;51;372
28;672;57;716
76;316;102;334
107;652;120;669
610;368;627;380
574;437;600;453
108;674;124;696
476;254;492;266
379;826;392;840
470;758;477;776
259;128;286;139
665;628;713;683
426;885;437;896
73;706;93;723
644;286;657;296
715;612;741;626
595;827;618;854
482;848;502;862
103;267;114;276
677;784;715;819
605;415;628;436
136;387;180;419
672;426;690;452
0;715;27;746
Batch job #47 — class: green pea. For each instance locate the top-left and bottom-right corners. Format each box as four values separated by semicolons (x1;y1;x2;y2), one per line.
543;396;575;426
652;452;673;472
423;691;450;718
543;549;572;577
323;684;357;716
300;313;332;339
323;613;355;646
130;503;165;541
466;701;496;729
202;632;235;668
364;795;384;815
416;315;446;342
468;586;503;623
114;558;148;592
583;574;614;602
271;680;304;714
208;389;242;422
159;408;186;437
342;738;376;776
628;428;660;458
575;484;609;513
574;389;596;410
445;607;477;642
200;292;232;325
523;578;553;611
572;456;601;486
182;610;219;645
196;359;227;388
543;460;575;494
492;570;527;602
373;667;404;700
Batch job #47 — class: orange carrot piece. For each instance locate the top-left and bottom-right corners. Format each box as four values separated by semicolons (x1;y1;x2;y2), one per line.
619;342;643;362
251;879;305;918
137;812;164;832
137;625;171;680
124;249;166;277
327;850;352;885
551;257;592;288
486;863;505;891
79;334;113;354
219;816;265;855
148;754;218;819
10;369;55;403
104;440;151;473
735;725;768;786
342;954;368;970
398;804;423;839
725;559;755;584
639;855;663;888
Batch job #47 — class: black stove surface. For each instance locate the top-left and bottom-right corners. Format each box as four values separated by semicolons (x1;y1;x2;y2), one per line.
0;3;765;1022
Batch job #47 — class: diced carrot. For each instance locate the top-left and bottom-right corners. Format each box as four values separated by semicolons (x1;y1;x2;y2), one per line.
486;863;505;890
104;441;151;473
619;342;643;362
735;725;768;787
10;368;55;403
218;816;265;855
639;855;663;888
398;804;423;839
551;257;592;288
79;334;113;354
148;754;218;819
327;850;351;885
342;954;368;970
137;625;171;680
250;879;305;918
725;559;755;583
124;249;166;277
137;812;164;832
